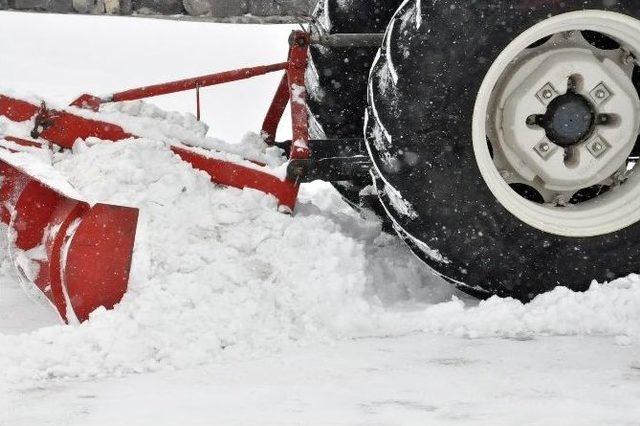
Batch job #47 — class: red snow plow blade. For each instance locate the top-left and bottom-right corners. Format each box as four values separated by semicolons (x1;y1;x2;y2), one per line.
0;149;138;323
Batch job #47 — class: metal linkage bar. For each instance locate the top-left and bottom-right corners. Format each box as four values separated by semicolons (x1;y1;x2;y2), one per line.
286;31;311;161
70;62;289;110
111;62;289;102
309;33;385;48
287;138;372;183
261;73;290;146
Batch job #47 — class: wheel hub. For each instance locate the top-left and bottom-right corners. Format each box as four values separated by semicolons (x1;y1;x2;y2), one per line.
473;11;640;237
536;91;595;147
492;31;640;194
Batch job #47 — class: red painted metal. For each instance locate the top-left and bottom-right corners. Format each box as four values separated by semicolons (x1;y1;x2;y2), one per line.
261;73;291;146
64;203;139;322
0;155;139;322
1;94;302;210
0;30;319;323
69;94;102;111
1;136;42;151
0;95;39;121
0;96;134;148
171;146;298;211
101;62;288;105
287;32;311;161
35;106;134;148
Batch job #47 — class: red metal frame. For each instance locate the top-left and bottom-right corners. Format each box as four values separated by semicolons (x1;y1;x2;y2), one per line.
69;30;312;211
0;30;312;322
286;33;311;162
73;62;289;110
170;145;300;209
261;73;290;145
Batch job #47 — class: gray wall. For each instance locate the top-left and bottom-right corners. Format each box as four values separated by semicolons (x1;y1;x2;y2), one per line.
1;0;314;18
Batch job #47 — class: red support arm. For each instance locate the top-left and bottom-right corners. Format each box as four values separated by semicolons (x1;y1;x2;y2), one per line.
287;33;311;161
261;73;291;146
71;62;289;110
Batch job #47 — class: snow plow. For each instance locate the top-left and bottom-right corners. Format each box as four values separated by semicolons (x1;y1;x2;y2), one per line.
0;30;330;322
0;102;139;323
4;0;640;322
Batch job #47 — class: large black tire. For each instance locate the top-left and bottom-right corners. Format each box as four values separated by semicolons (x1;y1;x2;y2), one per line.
307;0;403;210
366;0;640;300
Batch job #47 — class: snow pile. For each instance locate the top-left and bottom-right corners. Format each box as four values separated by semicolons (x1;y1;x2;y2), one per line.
89;101;287;166
0;116;639;382
406;277;640;341
0;136;447;380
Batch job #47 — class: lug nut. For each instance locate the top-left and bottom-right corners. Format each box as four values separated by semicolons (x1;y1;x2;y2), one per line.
624;53;636;65
536;83;558;105
534;140;555;159
590;83;612;105
587;136;608;158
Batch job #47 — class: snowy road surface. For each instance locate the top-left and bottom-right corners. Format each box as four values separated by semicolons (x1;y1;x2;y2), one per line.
3;335;639;426
1;12;640;426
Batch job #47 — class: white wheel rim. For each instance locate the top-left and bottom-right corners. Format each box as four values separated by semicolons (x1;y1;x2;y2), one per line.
473;10;640;237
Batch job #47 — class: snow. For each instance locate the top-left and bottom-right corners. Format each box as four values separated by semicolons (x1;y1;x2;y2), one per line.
1;11;640;425
1;136;454;380
3;335;639;426
75;101;287;168
0;149;84;200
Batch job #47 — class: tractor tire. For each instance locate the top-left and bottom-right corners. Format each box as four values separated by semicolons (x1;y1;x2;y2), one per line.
367;0;640;300
307;0;402;215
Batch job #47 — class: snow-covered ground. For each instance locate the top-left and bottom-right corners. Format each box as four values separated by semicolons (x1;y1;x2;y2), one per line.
1;12;640;425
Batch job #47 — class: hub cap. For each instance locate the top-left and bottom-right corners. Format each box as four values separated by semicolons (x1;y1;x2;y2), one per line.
533;90;595;147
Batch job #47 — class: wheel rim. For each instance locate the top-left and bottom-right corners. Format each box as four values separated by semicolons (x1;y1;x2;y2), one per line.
473;11;640;237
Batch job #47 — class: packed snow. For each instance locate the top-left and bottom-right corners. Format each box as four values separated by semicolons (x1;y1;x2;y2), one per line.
0;11;639;425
